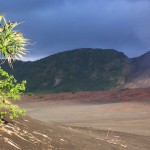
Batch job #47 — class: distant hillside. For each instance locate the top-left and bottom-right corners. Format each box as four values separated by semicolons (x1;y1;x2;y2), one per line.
125;51;150;88
1;48;130;93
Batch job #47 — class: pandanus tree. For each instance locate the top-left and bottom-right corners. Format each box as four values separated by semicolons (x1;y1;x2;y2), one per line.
0;14;28;124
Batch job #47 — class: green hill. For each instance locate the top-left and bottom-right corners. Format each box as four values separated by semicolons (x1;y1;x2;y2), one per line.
1;48;130;93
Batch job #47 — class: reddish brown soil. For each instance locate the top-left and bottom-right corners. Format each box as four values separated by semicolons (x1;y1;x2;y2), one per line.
21;88;150;104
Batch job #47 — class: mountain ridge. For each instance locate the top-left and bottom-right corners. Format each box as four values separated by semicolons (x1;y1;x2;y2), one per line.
1;48;150;93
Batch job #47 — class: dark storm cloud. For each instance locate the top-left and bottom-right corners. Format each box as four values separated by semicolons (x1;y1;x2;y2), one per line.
1;0;150;60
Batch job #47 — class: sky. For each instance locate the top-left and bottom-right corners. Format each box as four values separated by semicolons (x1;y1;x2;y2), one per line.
1;0;150;60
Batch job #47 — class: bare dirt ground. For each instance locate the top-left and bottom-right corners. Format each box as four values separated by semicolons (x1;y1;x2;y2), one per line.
11;88;150;150
19;101;150;136
0;116;136;150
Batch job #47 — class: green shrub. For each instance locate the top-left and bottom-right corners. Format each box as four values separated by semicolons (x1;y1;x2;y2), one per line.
0;14;28;124
0;68;26;124
0;14;28;66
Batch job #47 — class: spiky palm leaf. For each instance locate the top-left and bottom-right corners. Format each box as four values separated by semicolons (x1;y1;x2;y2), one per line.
0;14;28;67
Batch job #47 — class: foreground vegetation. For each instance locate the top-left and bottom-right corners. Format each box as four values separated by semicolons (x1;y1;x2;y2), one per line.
0;14;28;123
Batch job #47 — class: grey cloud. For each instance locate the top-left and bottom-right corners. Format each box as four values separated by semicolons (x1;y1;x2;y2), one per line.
1;0;66;13
1;0;150;60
